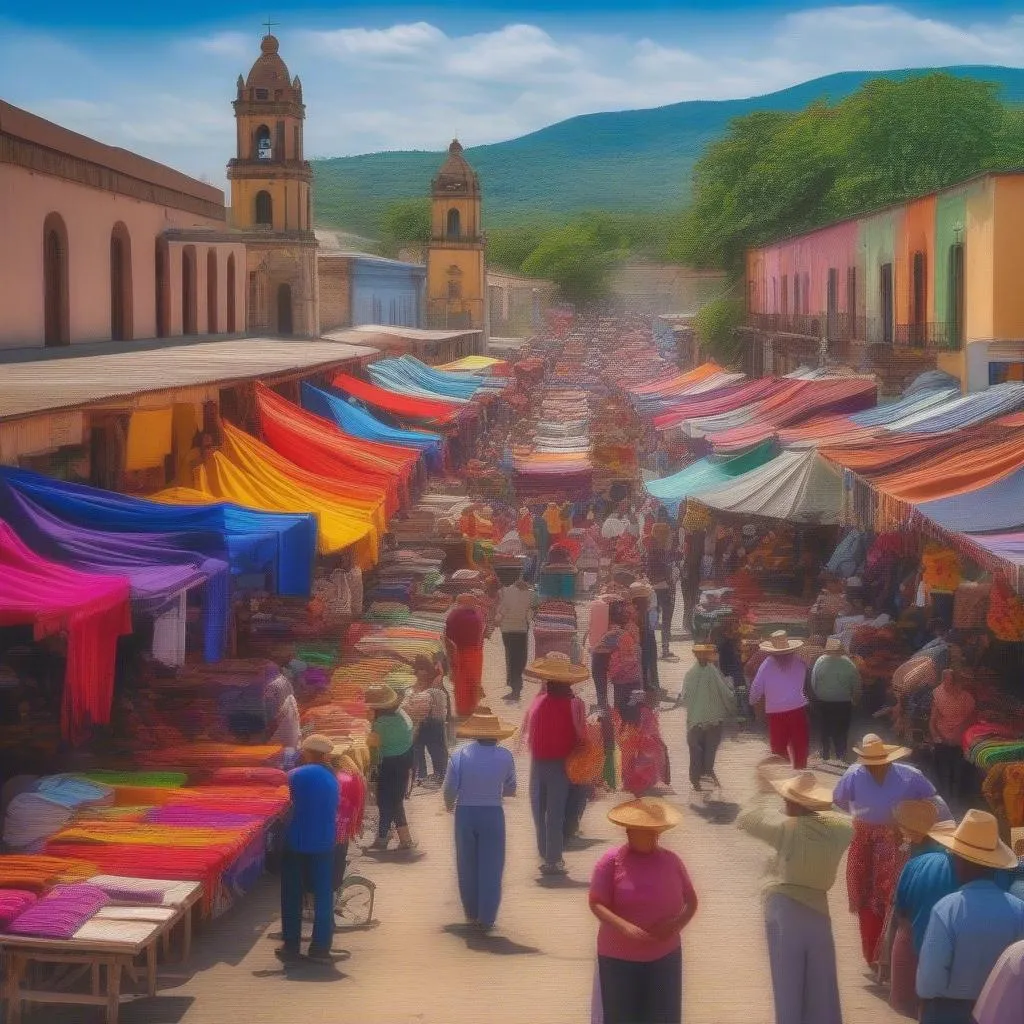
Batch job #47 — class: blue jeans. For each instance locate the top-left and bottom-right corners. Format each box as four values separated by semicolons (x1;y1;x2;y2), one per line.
454;805;506;926
281;848;333;952
530;758;569;865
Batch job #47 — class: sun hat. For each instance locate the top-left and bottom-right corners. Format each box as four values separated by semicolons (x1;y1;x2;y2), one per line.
758;630;805;653
629;581;655;601
853;733;912;765
301;734;334;756
456;705;516;741
363;683;401;710
770;771;836;811
692;644;717;655
894;799;941;838
524;652;590;685
929;809;1019;870
824;636;844;654
607;797;681;833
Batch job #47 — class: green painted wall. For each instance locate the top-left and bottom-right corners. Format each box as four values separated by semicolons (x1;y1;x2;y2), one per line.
859;209;899;334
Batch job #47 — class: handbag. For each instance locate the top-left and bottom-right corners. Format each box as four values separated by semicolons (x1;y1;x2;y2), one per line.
567;721;605;785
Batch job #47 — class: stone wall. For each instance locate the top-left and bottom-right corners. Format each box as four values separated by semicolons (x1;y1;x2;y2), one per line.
245;239;318;337
318;259;351;332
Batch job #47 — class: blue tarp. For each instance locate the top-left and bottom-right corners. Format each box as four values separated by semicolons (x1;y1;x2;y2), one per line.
0;466;315;596
302;383;444;470
917;466;1024;533
850;387;960;428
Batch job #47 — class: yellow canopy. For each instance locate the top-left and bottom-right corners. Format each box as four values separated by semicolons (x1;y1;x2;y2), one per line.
436;355;505;373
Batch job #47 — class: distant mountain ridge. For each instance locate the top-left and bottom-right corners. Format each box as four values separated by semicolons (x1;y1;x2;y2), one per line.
312;65;1024;233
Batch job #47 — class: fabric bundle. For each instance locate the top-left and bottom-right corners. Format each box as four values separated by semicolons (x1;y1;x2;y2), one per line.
0;855;99;891
6;882;108;939
0;890;37;928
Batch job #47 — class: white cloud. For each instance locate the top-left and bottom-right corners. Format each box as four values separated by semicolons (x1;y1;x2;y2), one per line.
3;5;1024;189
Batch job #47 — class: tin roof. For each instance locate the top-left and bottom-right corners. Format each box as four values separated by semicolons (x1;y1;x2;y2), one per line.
0;338;377;422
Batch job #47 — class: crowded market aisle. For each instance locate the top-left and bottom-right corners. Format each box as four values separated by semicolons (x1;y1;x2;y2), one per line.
62;629;904;1024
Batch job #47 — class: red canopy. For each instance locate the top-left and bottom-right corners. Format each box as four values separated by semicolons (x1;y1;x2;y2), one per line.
0;522;131;740
331;373;465;426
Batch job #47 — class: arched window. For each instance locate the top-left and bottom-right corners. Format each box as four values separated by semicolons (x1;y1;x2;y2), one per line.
43;213;70;346
206;249;218;333
254;124;272;161
181;245;198;335
155;237;170;338
277;283;293;335
226;254;237;333
446;208;461;239
110;222;133;341
255;190;273;227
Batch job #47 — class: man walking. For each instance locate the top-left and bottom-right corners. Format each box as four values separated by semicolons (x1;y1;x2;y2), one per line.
679;643;736;794
496;575;535;703
810;636;861;762
749;631;811;770
737;759;853;1024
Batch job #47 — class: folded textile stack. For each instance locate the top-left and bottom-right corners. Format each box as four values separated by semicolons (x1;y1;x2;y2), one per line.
3;777;116;852
0;889;37;928
5;882;109;939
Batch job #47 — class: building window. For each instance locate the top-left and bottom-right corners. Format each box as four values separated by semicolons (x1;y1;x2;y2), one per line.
846;267;857;317
277;283;293;335
780;274;788;315
110;222;133;342
911;250;927;345
446;208;461;239
182;245;198;335
275;121;285;163
255;124;272;160
948;243;964;349
793;274;801;315
255;89;269;101
227;254;237;333
293;125;300;161
880;262;894;345
255;191;273;226
989;361;1024;385
155;237;170;338
43;212;70;346
826;268;838;318
802;272;810;314
207;249;218;334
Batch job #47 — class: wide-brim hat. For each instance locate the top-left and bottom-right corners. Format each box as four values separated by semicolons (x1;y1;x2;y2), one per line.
363;683;401;710
759;630;805;653
301;733;334;756
456;705;516;741
525;652;590;685
770;771;836;811
607;797;681;833
853;733;911;765
929;809;1019;870
629;581;655;601
893;799;941;838
692;644;717;655
824;637;844;654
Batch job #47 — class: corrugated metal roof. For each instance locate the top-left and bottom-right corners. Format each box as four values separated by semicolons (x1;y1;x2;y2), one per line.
324;325;481;344
0;338;378;422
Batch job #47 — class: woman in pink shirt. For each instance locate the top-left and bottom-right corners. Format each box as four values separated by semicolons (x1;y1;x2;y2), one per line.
748;631;810;769
589;797;698;1024
929;669;976;799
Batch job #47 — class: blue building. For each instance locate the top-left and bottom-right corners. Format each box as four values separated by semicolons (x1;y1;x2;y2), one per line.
317;251;425;332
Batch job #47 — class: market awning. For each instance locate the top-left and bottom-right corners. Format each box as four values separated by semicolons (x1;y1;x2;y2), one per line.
644;442;776;515
331;372;466;426
917;465;1024;533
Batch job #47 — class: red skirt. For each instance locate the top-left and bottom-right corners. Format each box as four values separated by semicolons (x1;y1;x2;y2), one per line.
847;819;902;918
452;645;484;718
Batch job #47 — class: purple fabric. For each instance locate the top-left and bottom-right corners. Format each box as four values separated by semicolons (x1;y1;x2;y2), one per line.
6;883;109;938
0;890;38;928
96;884;165;905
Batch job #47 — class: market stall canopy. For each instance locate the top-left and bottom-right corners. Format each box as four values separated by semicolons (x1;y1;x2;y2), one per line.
0;466;315;597
301;383;444;470
365;358;479;403
696;449;844;524
436;355;507;374
625;360;728;398
331;372;465;426
886;382;1024;433
644;442;776;515
652;378;786;432
916;464;1024;533
0;522;131;739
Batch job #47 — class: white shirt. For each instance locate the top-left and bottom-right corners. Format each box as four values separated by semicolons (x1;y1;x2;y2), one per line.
497;585;534;633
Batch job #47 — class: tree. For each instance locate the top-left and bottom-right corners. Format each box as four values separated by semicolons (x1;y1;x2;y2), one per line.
694;296;745;365
379;198;431;254
521;222;623;305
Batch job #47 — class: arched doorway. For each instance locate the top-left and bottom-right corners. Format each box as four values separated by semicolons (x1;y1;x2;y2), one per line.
206;250;218;333
181;245;198;335
277;283;293;335
110;222;133;341
255;191;273;227
226;254;237;332
155;237;170;338
446;208;461;239
43;213;70;346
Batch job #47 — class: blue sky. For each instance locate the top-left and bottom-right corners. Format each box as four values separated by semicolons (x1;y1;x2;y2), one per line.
2;3;1023;190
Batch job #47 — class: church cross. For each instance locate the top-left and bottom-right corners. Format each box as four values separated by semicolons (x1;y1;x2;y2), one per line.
263;18;278;35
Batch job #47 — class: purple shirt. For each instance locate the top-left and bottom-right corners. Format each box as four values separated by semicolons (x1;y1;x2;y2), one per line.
832;762;936;825
749;655;808;714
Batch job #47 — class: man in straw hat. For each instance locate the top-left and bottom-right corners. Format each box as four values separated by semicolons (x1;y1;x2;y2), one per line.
679;643;736;795
833;733;941;968
277;734;339;964
810;636;862;763
442;706;517;932
737;757;853;1024
522;653;590;876
589;797;697;1024
749;631;811;770
916;810;1024;1023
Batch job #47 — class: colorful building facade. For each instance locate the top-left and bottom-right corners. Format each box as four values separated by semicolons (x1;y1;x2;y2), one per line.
744;171;1024;391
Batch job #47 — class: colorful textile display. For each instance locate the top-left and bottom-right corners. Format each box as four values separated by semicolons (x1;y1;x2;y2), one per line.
988;578;1024;641
5;883;109;939
0;890;37;928
332;372;465;426
920;546;961;592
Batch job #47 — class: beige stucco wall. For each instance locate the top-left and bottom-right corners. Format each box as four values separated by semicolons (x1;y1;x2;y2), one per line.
0;163;244;349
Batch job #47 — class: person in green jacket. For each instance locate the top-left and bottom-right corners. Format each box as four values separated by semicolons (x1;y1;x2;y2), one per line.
679;644;737;794
810;636;862;763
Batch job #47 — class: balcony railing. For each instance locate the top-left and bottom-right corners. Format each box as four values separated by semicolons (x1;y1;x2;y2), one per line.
747;312;962;351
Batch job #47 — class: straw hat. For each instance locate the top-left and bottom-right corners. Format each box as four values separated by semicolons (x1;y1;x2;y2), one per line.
525;652;590;685
853;733;911;765
692;644;717;655
824;636;844;654
929;809;1019;870
770;771;836;811
363;684;400;710
759;630;804;653
301;734;334;756
456;705;516;741
629;581;655;601
607;797;681;833
1011;827;1024;857
893;799;940;838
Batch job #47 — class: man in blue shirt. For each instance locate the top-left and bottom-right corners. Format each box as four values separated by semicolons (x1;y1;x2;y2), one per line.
916;810;1024;1024
278;733;339;964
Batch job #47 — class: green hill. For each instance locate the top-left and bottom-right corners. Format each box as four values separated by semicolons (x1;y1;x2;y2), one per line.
312;65;1024;235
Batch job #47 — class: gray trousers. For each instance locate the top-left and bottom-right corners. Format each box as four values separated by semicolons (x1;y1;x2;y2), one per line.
765;894;843;1024
687;722;723;789
530;758;569;865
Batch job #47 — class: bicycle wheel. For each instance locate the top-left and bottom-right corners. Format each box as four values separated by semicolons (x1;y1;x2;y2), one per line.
334;877;375;928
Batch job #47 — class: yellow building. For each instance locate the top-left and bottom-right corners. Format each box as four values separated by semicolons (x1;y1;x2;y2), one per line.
426;140;486;338
227;34;318;337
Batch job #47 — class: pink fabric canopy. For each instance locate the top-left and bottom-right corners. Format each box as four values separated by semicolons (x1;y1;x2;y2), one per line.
0;522;132;740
